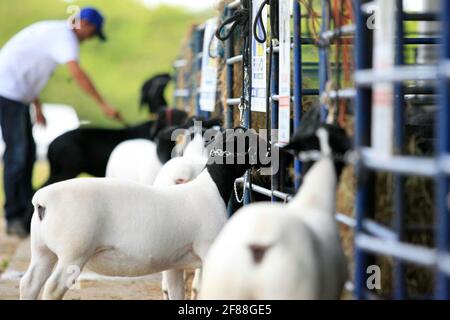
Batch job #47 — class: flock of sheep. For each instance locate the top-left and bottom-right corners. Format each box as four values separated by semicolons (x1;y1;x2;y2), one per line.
18;59;352;300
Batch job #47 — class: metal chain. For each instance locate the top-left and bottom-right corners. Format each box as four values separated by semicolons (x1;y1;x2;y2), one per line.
209;148;233;158
234;171;249;204
239;66;250;127
238;98;246;127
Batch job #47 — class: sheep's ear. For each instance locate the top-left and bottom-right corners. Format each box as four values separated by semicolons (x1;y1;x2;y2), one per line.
316;128;332;157
203;117;223;129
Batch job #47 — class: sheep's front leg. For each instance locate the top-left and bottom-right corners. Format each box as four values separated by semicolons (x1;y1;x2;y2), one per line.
190;268;202;300
42;258;86;300
165;269;185;300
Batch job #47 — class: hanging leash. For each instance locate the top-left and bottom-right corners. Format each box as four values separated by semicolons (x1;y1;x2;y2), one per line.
252;0;278;159
215;0;250;42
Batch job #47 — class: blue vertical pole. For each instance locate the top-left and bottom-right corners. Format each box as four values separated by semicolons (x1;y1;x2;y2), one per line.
244;0;253;205
271;46;280;202
226;7;235;130
435;0;450;300
319;0;329;122
354;0;374;300
293;0;303;191
266;0;280;202
225;6;236;217
393;0;407;300
195;29;204;117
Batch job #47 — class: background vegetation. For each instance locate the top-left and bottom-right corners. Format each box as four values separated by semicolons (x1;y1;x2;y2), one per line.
0;0;211;127
0;0;212;214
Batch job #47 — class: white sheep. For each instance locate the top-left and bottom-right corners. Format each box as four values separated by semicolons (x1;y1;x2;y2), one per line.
106;139;163;185
20;128;259;300
153;132;208;300
108;132;208;299
200;128;348;300
153;132;208;186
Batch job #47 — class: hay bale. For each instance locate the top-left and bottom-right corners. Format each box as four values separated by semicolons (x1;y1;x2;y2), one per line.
174;25;198;114
373;134;435;298
334;103;435;299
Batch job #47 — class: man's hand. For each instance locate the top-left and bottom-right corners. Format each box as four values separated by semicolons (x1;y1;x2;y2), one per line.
101;103;125;123
33;98;47;128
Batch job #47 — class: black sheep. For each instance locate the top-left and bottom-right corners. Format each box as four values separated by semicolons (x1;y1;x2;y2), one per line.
41;74;188;187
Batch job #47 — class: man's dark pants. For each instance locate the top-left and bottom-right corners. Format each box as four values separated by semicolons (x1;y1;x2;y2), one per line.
0;96;35;227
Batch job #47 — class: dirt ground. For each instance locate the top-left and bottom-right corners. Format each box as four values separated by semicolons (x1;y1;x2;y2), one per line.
0;218;197;300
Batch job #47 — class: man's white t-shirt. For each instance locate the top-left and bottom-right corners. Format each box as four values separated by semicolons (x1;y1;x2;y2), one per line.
0;20;79;104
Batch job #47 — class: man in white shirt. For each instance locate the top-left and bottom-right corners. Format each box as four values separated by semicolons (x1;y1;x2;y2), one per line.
0;7;123;237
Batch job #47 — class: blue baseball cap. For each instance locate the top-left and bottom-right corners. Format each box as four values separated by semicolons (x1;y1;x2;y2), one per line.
79;7;106;41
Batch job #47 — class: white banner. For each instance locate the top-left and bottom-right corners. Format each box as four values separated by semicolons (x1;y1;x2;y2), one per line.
278;0;292;146
199;18;219;112
371;0;395;156
251;0;267;113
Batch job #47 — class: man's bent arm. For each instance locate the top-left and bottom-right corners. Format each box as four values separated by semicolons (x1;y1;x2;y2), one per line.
66;60;121;119
67;61;106;105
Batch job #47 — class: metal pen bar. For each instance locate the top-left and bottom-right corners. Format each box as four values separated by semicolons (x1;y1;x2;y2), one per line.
353;0;375;301
173;89;190;98
404;37;441;45
403;12;440;22
360;148;438;177
226;98;241;106
355;66;439;86
173;59;188;69
321;88;357;100
226;55;243;65
302;89;320;95
361;7;440;22
194;29;204;117
355;234;437;267
442;60;450;78
225;6;236;130
236;178;357;229
394;0;407;299
435;0;450;300
243;0;253;206
293;0;303;192
235;179;292;202
360;150;450;176
224;5;237;217
363;219;398;242
319;0;329;121
355;242;450;279
271;42;280;202
321;24;356;42
336;213;357;228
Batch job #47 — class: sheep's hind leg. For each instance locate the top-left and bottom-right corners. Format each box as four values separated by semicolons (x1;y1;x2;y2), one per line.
42;257;86;300
190;268;202;300
20;249;57;300
161;271;169;300
165;269;185;300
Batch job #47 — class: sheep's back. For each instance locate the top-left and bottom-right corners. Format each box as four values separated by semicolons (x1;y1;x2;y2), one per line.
201;206;322;300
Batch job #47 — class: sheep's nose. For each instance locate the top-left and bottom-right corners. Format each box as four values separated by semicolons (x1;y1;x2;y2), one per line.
175;179;189;185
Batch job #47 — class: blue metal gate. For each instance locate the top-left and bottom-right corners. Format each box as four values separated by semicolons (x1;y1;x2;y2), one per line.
172;0;450;300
